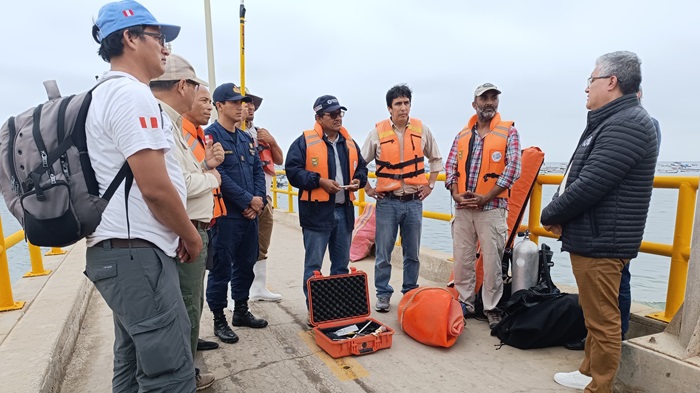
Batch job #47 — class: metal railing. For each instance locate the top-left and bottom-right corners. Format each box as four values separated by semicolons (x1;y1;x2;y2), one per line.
272;170;697;323
0;217;62;312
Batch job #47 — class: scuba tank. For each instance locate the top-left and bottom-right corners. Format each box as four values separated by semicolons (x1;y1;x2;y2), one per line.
511;230;539;293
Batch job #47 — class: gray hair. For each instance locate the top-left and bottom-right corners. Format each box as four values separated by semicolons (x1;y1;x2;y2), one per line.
595;51;642;95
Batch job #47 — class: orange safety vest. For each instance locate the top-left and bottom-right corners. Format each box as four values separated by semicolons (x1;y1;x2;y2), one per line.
456;113;513;198
302;123;358;202
257;141;276;176
181;118;227;219
374;117;428;192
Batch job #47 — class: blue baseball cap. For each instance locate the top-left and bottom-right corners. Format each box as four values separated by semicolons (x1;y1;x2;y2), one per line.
313;95;347;114
213;83;253;104
95;0;181;43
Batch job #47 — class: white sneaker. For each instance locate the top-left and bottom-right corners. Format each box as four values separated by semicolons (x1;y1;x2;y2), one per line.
553;371;592;390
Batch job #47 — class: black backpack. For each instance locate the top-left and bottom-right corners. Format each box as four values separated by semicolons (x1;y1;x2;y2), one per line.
0;79;131;247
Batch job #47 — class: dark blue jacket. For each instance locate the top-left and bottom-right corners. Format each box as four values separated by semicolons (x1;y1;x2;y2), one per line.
541;94;658;259
205;121;266;219
285;129;368;231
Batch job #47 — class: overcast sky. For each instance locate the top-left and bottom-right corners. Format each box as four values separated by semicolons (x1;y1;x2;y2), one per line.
2;0;697;162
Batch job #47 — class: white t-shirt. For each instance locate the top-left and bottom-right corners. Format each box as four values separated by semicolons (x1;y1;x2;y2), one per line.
84;71;187;256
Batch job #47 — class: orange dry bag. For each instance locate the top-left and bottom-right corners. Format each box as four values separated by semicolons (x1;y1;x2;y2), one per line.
397;287;464;348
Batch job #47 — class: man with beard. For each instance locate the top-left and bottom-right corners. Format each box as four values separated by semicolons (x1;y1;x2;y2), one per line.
444;83;521;330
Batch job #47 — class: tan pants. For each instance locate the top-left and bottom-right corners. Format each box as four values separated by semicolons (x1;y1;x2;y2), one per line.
451;208;507;311
571;253;629;393
258;196;274;260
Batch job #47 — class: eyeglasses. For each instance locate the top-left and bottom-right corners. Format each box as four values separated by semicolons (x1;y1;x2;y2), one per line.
142;32;166;47
587;75;612;87
324;110;345;119
185;79;200;91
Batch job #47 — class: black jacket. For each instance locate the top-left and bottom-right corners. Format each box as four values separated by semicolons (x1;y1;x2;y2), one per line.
285;130;368;231
541;94;658;259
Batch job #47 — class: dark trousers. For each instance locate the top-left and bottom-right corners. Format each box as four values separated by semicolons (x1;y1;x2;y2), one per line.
619;263;631;338
206;217;259;311
177;228;208;360
85;243;195;393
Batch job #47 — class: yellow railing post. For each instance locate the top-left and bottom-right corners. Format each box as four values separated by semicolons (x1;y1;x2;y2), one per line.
287;181;294;213
358;189;366;216
650;181;697;322
527;180;544;245
45;247;66;256
24;242;51;278
0;218;25;311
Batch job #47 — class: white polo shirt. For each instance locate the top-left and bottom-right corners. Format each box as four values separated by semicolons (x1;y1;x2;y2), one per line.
84;71;187;257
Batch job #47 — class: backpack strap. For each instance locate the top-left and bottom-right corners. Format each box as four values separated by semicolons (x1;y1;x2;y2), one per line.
7;117;20;196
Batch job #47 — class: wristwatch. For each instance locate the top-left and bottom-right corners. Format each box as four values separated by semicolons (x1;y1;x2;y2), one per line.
428;183;435;190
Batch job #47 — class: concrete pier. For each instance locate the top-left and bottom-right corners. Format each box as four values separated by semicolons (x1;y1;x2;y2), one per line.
0;211;680;392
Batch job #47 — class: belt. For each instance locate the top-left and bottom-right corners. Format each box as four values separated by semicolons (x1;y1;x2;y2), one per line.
384;192;420;202
191;220;210;231
100;239;155;248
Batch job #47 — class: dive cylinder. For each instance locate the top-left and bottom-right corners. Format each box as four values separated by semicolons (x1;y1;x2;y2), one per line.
511;230;539;292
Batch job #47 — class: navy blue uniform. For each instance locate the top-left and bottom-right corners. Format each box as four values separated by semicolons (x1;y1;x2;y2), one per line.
205;121;266;311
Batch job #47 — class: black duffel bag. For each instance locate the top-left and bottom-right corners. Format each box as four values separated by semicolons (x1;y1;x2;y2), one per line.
491;288;587;349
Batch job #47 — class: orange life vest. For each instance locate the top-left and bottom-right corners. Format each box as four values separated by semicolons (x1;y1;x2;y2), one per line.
374;118;428;192
455;113;513;198
182;118;227;219
257;140;276;176
302;123;358;202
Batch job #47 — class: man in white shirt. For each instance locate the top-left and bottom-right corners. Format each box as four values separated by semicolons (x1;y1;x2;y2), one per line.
84;2;201;392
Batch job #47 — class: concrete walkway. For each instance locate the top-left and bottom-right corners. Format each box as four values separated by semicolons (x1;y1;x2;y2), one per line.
55;212;581;393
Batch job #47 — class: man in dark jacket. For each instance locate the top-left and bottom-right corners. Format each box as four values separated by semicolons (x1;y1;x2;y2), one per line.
541;51;658;393
205;83;268;345
285;95;368;308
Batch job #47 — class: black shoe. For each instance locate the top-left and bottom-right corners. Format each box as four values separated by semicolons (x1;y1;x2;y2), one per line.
232;311;269;328
213;311;239;344
564;337;586;351
197;338;219;351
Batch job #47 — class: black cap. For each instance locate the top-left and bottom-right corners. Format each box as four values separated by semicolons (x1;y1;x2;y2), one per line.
313;95;347;114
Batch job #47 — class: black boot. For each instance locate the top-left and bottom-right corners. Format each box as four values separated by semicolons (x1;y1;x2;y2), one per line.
232;299;268;328
213;309;239;343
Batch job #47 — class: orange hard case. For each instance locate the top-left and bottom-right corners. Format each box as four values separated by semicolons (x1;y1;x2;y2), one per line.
307;267;394;358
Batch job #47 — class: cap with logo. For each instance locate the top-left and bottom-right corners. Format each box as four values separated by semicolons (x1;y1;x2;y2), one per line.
313;95;347;114
230;84;263;110
212;83;253;104
95;0;180;43
151;54;208;86
474;83;502;97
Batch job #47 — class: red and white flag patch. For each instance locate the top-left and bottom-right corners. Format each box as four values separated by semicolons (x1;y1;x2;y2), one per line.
138;117;159;129
123;9;134;17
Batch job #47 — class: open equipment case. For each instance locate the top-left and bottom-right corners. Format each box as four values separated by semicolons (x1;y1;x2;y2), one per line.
307;267;394;358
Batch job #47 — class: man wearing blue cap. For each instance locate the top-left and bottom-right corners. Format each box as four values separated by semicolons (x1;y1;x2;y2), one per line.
285;95;368;312
205;83;268;344
84;1;199;392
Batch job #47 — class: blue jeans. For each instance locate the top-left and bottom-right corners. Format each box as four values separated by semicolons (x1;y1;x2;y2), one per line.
619;262;631;338
374;198;422;297
302;206;351;305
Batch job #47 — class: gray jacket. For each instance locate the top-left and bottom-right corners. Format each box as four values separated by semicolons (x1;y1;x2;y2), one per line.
541;94;658;259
